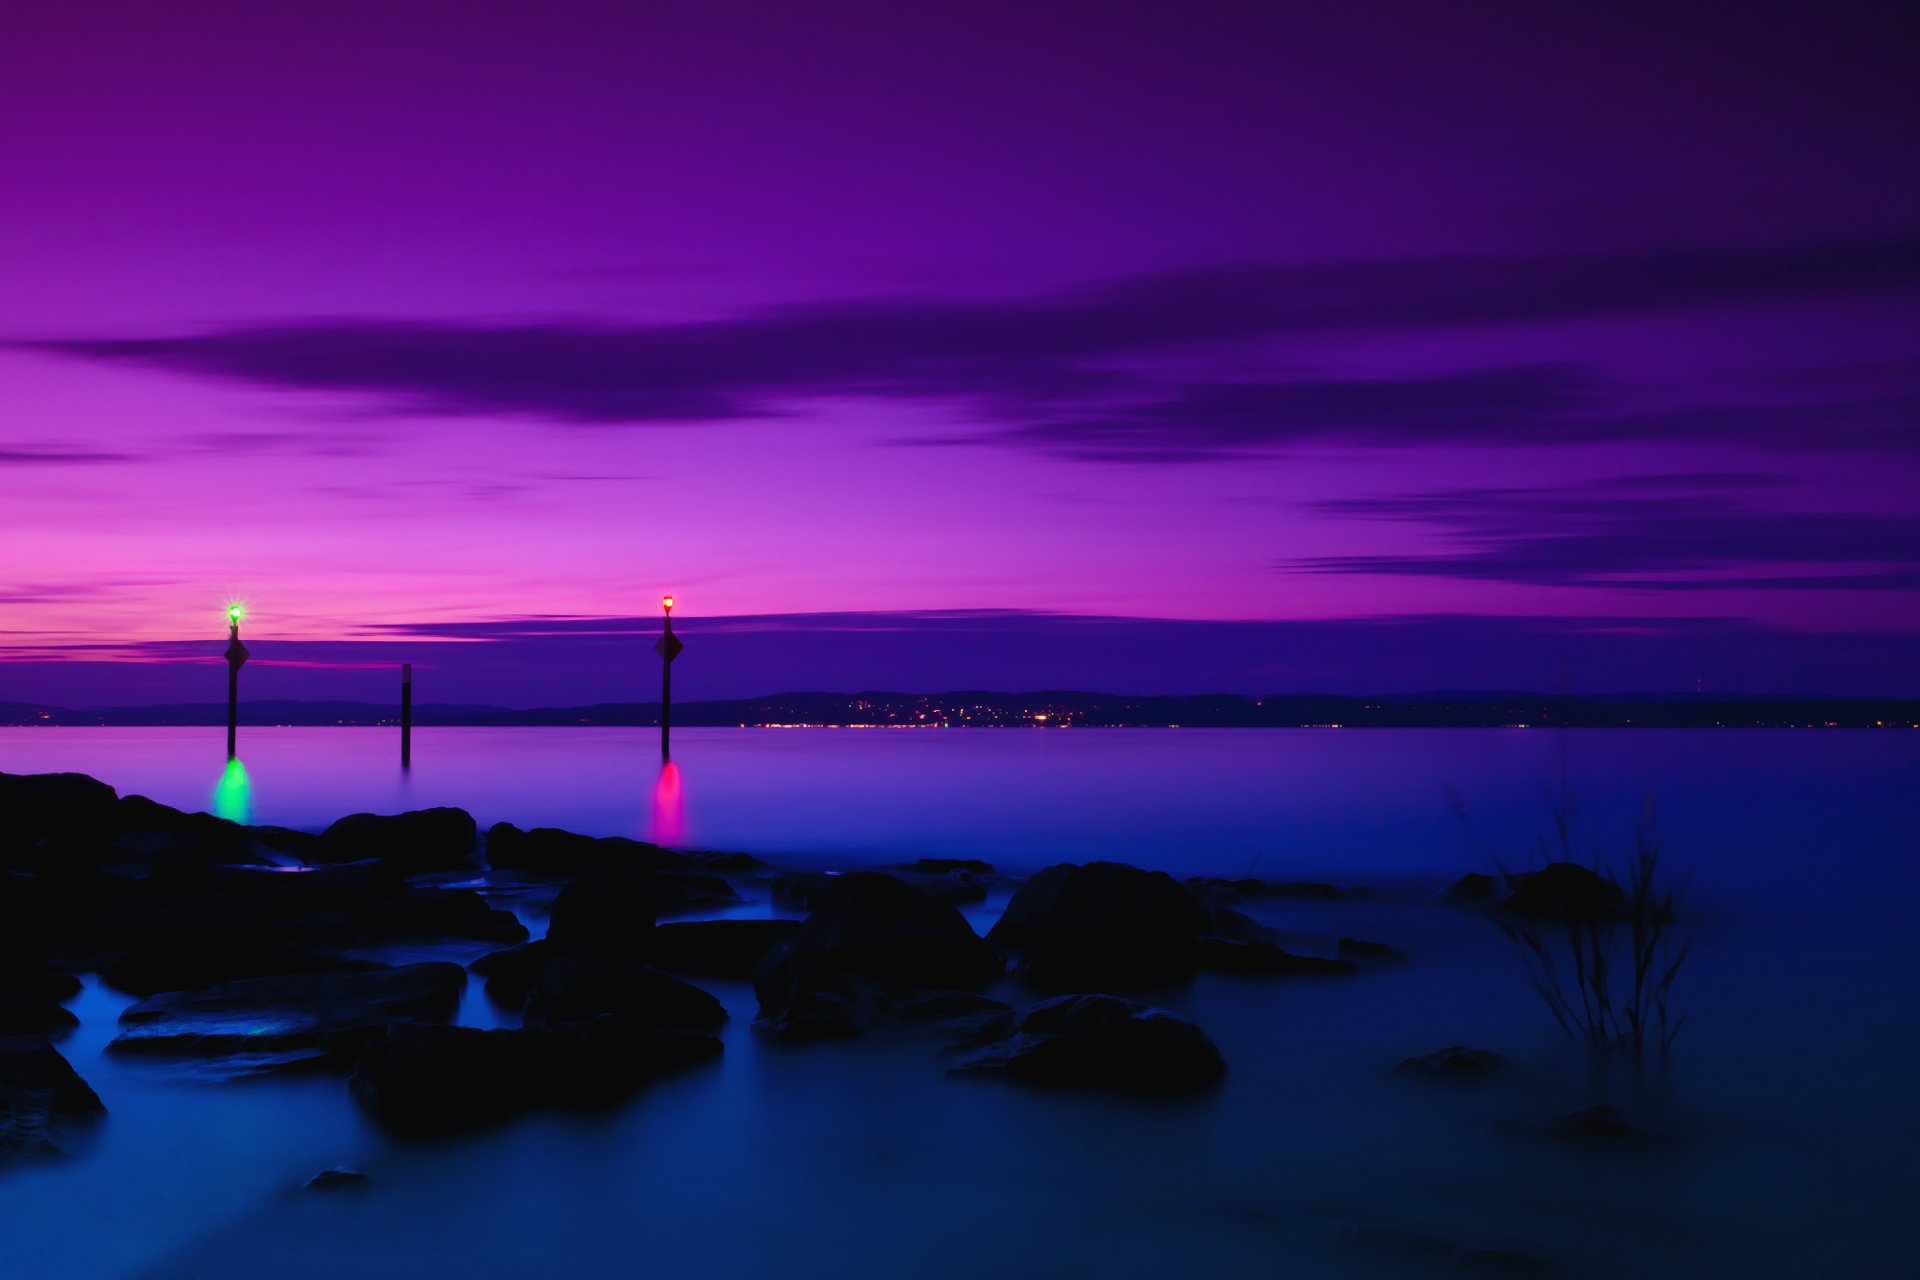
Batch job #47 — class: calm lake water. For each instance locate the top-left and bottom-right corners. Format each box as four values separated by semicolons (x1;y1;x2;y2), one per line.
1;727;1916;1278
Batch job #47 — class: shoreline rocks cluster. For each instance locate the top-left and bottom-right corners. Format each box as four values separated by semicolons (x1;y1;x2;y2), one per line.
3;768;1420;1152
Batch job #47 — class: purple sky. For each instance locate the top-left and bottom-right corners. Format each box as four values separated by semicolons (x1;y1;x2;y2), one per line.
4;0;1918;702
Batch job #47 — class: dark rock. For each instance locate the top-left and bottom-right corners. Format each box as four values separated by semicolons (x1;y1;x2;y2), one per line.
903;858;993;876
768;870;836;912
646;919;800;979
110;795;279;869
1337;937;1408;964
103;944;379;997
950;994;1225;1092
1195;936;1355;976
247;826;324;860
0;975;80;1036
469;940;555;1009
547;867;737;955
988;862;1212;989
0;1035;105;1163
0;771;122;868
108;962;464;1066
317;808;478;873
523;955;725;1034
1500;863;1628;922
0;1001;78;1038
691;850;767;873
304;1167;370;1191
486;823;676;876
753;872;999;1040
1395;1045;1507;1080
349;1018;721;1134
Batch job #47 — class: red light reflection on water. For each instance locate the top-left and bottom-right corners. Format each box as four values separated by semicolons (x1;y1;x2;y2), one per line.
651;760;687;846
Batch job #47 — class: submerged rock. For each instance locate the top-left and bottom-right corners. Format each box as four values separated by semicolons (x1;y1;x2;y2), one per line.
753;872;1000;1041
1543;1103;1645;1143
950;994;1225;1092
0;1035;105;1163
988;862;1212;989
349;1018;721;1134
316;808;479;873
1194;936;1354;976
304;1166;370;1191
1337;937;1408;965
108;962;465;1067
1394;1045;1507;1081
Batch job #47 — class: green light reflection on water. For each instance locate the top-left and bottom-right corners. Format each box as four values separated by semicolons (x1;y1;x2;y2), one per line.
212;757;253;824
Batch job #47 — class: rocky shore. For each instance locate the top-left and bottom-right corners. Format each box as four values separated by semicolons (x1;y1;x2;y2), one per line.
1;768;1618;1158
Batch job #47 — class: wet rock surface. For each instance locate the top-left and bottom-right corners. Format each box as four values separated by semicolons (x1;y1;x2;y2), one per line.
108;962;466;1069
754;872;1001;1041
349;1018;722;1134
316;808;479;873
989;861;1212;989
950;994;1226;1092
0;1034;105;1163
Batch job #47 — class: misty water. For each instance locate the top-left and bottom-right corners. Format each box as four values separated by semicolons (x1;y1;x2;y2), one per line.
1;727;1915;1278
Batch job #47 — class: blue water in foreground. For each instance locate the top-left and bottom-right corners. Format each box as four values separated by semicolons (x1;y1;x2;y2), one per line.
1;727;1916;1278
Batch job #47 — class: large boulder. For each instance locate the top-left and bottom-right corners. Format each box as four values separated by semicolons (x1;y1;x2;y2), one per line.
950;994;1225;1092
317;808;479;873
487;823;673;875
108;962;464;1069
0;1035;105;1163
1499;863;1628;922
469;940;556;1008
646;919;801;979
546;866;736;955
753;873;1000;1041
987;862;1212;989
0;772;122;868
522;955;726;1034
349;1017;721;1134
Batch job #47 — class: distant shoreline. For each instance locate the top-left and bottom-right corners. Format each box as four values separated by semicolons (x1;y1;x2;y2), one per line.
5;691;1917;730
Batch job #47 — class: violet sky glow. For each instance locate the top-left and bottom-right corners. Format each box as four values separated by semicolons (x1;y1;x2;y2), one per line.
3;1;1918;701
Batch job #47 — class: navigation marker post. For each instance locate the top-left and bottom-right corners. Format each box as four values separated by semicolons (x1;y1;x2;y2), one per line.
401;663;413;768
224;604;249;760
655;595;683;758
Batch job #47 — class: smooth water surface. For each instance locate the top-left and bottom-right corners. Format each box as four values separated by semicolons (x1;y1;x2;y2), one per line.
0;728;1915;1278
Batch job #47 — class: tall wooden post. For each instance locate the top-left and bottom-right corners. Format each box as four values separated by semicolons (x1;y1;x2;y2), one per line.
654;596;683;759
401;663;413;768
224;607;249;760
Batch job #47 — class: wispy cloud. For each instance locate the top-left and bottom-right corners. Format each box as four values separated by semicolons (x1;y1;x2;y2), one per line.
21;239;1920;460
0;442;141;465
1293;475;1920;590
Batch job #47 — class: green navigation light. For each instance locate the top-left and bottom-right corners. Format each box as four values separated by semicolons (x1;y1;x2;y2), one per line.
228;604;244;622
